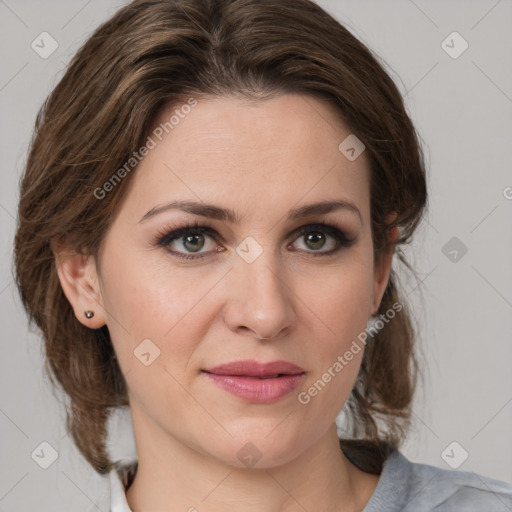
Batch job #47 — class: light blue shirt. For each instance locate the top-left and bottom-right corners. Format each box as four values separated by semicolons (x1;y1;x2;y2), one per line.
91;450;512;511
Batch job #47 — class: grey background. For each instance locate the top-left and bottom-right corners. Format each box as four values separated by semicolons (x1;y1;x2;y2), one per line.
1;0;511;510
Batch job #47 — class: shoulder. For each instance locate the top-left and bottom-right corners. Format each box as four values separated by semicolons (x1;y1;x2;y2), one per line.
365;449;512;512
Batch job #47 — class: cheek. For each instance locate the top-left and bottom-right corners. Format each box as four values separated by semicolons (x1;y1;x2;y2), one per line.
295;250;373;409
100;258;212;422
99;248;217;375
301;252;374;349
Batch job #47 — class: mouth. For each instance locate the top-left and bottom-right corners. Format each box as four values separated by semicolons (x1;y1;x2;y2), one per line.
203;359;305;378
201;360;305;403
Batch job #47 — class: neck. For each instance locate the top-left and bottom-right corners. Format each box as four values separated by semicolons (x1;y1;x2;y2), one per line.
124;413;379;512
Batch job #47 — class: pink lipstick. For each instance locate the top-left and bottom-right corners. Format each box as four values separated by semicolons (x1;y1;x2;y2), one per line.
202;359;305;403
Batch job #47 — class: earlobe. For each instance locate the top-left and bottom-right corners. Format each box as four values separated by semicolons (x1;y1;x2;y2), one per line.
51;239;106;328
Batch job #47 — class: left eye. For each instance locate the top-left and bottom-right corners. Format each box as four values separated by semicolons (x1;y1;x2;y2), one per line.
291;227;340;253
154;222;354;260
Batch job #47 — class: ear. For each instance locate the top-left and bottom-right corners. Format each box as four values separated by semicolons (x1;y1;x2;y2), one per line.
51;238;106;329
371;214;399;316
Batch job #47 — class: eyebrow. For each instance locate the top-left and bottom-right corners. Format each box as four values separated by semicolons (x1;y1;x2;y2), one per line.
138;199;362;225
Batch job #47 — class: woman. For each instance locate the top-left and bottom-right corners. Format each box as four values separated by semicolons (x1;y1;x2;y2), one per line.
14;0;512;510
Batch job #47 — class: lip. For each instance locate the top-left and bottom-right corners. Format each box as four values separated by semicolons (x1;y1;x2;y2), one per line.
202;359;305;403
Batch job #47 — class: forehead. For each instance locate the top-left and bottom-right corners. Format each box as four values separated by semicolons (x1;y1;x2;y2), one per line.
121;93;370;222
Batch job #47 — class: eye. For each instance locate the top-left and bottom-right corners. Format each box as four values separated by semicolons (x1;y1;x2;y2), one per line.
151;220;356;261
152;220;220;260
289;222;356;256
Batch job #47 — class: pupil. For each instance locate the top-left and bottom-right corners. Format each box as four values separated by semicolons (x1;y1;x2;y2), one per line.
184;234;204;252
306;232;325;250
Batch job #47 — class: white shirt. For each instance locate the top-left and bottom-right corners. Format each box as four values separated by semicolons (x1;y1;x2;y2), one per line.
91;459;137;512
109;461;135;512
91;451;512;511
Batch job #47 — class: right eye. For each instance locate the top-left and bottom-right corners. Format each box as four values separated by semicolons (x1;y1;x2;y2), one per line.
152;221;223;260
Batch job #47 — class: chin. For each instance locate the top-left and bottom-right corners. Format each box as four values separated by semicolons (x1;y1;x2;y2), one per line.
205;424;311;470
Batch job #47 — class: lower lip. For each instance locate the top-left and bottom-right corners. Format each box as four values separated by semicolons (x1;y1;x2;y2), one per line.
203;372;305;403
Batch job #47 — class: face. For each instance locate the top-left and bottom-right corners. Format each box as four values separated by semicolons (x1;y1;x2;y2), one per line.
59;93;394;469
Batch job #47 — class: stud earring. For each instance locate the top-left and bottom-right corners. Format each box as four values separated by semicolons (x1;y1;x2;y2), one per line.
84;310;95;319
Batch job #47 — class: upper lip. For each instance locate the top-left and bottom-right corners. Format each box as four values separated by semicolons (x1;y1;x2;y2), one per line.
203;359;305;377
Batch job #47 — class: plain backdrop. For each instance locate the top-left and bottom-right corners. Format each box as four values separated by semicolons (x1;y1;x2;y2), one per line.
1;0;511;510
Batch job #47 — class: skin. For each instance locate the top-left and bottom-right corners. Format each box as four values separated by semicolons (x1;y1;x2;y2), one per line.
54;93;397;511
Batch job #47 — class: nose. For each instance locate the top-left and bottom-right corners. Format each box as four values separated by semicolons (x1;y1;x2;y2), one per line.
223;248;297;341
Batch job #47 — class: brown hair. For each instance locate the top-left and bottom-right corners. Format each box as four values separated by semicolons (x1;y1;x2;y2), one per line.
14;0;427;475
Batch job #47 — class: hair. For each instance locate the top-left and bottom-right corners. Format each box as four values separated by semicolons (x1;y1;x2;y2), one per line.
14;0;428;475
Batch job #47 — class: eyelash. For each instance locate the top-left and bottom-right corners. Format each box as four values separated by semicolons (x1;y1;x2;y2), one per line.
151;220;356;261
